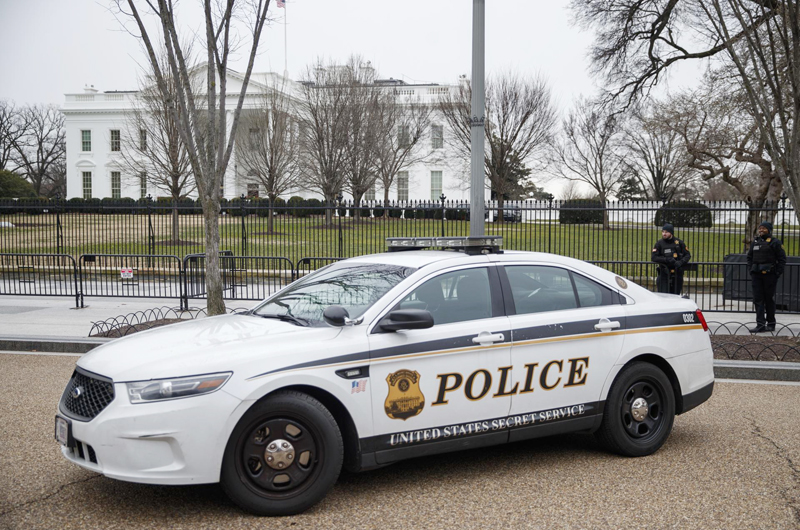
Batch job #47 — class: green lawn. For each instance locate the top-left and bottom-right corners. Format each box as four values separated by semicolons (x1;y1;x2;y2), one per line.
1;212;797;271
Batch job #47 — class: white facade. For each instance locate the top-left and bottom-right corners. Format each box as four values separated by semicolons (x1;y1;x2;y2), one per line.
62;71;483;203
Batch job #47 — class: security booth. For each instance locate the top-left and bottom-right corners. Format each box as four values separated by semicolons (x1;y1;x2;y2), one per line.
722;254;800;311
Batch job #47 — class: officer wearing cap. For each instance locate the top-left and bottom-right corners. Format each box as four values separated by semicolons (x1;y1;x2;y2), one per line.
747;221;786;333
651;223;691;294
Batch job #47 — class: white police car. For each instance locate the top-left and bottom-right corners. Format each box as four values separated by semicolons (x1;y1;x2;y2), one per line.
55;237;714;516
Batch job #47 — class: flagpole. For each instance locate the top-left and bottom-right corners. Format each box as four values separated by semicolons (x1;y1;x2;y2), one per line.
283;0;288;79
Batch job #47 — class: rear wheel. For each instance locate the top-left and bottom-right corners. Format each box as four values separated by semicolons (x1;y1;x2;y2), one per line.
221;391;343;516
596;362;675;457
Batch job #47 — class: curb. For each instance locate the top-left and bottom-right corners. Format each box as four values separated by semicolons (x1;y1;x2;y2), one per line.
713;360;800;382
1;337;799;382
0;336;110;354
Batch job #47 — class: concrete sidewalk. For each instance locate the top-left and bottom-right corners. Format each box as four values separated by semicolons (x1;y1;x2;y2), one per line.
0;295;224;339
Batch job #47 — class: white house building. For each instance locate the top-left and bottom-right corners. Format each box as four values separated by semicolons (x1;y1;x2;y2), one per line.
62;69;482;203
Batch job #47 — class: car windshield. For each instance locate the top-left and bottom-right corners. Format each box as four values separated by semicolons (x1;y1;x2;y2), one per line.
252;263;415;326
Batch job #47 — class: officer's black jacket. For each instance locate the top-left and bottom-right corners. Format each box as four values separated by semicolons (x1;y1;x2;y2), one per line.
651;236;691;271
746;235;786;276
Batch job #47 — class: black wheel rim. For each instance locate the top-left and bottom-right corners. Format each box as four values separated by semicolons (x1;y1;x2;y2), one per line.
236;415;322;498
620;377;666;442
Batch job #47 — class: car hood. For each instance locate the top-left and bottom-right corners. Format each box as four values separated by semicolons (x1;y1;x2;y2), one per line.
78;314;341;382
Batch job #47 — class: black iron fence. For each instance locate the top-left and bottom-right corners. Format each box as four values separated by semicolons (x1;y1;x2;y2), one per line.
1;198;798;312
2;198;797;263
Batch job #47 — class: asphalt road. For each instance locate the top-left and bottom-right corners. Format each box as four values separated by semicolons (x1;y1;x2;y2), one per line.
1;353;799;530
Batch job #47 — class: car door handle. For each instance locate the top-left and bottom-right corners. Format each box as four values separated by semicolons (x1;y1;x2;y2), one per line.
594;318;621;332
472;332;505;344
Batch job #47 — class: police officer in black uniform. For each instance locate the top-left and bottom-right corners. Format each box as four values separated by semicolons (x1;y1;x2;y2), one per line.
651;223;691;295
747;221;787;333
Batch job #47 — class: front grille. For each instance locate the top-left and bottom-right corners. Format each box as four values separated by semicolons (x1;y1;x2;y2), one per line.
60;368;115;421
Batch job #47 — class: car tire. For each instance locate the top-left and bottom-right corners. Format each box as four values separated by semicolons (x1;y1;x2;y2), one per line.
596;362;675;457
221;390;343;516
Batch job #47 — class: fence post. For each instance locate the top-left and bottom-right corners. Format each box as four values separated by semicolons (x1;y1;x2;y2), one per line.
440;193;446;237
55;193;64;257
547;194;554;254
179;256;187;311
780;191;788;241
240;193;247;258
337;193;344;258
147;195;155;267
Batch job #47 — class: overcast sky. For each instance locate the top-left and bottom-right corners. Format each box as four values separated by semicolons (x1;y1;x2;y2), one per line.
0;0;633;107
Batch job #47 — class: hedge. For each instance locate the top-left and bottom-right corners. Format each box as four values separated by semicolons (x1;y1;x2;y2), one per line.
655;200;713;228
559;199;604;224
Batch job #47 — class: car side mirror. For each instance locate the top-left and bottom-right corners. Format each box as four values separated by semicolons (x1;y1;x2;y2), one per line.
323;305;349;327
378;309;434;332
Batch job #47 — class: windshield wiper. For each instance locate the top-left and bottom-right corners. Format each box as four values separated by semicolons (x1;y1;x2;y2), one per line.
254;313;310;327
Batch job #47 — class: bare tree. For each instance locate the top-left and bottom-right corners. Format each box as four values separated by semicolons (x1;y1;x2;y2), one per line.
438;72;556;223
114;0;272;315
560;181;585;201
0;101;23;172
664;76;782;246
338;58;380;221
237;76;301;233
119;70;195;243
571;0;800;223
548;98;626;229
621;102;696;201
374;93;432;214
10;105;65;197
297;60;350;226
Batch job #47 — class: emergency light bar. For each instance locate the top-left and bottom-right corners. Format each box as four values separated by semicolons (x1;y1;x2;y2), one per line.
386;236;503;254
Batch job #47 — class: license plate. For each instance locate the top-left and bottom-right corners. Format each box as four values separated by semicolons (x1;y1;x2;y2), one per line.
55;415;72;447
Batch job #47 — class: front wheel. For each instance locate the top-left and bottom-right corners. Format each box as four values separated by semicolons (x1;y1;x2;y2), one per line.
221;390;343;516
596;362;675;457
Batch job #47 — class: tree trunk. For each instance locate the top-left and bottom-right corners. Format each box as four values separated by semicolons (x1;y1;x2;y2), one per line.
600;193;611;230
171;199;180;243
383;187;390;219
353;193;363;222
202;196;225;315
497;196;505;225
267;194;275;234
325;195;334;227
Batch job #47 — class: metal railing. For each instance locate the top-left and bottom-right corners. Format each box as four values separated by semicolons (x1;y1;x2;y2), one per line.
2;198;797;267
182;254;294;309
1;196;797;312
0;253;80;307
78;254;184;307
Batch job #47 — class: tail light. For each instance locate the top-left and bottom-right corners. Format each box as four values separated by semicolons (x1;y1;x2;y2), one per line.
696;309;709;332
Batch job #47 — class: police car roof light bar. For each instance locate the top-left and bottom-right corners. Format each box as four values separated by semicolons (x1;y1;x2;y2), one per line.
386;236;503;255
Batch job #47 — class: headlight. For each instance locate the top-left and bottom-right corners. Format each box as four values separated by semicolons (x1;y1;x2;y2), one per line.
126;372;232;404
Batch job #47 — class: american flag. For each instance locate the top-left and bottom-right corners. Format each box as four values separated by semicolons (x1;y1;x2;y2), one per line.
351;380;367;394
276;0;285;7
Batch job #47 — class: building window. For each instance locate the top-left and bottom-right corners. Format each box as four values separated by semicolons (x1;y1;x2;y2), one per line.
365;186;376;202
140;172;147;199
430;170;442;201
139;129;147;151
398;171;409;202
81;130;91;152
82;172;92;199
249;128;259;149
398;125;410;148
111;171;121;199
110;130;120;152
247;183;260;198
431;125;443;149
